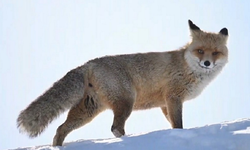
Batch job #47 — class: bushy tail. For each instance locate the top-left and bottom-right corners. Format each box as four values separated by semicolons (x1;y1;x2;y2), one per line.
17;66;86;137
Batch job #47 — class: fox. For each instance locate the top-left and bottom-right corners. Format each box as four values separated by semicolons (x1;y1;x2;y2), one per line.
17;20;229;146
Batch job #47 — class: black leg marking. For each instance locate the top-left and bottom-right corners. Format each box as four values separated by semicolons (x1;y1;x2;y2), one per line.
84;95;98;116
84;95;90;108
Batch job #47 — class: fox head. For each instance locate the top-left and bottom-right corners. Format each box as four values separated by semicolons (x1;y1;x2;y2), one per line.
185;20;228;74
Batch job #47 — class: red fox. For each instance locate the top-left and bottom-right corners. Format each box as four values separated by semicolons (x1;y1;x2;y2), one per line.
17;20;229;146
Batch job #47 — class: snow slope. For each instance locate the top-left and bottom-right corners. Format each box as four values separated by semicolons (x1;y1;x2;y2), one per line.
11;118;250;150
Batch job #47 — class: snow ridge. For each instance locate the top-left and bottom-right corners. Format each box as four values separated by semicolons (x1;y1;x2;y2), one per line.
12;118;250;150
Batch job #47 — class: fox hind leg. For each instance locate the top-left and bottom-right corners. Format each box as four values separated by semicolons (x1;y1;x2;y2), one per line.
53;95;104;146
110;98;134;137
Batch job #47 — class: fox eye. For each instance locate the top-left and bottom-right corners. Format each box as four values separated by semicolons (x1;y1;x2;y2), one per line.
197;49;204;54
212;52;220;55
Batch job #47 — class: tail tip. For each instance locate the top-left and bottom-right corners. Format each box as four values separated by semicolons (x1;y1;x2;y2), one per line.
17;116;41;138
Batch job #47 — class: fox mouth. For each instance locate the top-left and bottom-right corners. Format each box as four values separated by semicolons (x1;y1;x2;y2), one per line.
198;63;217;73
199;65;211;69
198;60;216;70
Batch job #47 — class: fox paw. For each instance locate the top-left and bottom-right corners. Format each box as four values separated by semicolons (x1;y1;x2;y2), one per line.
112;129;123;137
111;126;125;137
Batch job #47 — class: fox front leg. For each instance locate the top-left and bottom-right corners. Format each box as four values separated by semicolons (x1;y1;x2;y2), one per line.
161;107;171;122
165;97;183;128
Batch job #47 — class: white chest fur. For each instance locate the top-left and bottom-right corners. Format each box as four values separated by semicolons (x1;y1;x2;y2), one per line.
184;73;217;101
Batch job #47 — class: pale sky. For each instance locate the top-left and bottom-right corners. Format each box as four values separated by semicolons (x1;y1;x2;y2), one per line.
1;1;250;149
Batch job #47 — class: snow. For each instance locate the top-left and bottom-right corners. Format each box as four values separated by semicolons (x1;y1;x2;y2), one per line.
11;118;250;150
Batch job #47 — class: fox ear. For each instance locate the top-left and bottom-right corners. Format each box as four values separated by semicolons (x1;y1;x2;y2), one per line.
188;20;200;31
219;28;228;36
188;20;201;38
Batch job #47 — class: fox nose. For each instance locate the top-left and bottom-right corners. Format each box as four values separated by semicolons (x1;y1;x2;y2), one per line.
204;61;211;67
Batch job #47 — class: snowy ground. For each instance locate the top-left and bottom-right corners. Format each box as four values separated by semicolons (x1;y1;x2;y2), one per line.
11;118;250;150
